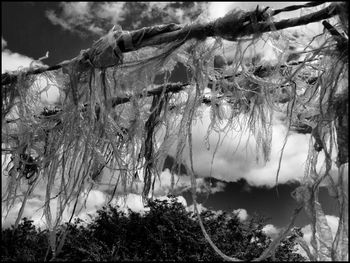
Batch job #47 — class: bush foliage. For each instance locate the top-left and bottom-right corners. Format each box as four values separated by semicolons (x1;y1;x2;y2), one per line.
2;197;305;261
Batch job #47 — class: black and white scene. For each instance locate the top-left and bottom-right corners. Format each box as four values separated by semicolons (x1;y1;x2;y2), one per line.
1;2;348;261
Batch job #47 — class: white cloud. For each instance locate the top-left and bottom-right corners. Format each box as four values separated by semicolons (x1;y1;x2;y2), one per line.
58;189;108;226
186;107;341;189
2;186;111;229
87;23;105;35
262;223;281;239
177;107;309;187
45;2;208;36
44;2;126;36
2;45;62;107
301;215;338;246
188;205;248;221
1;49;40;73
45;2;100;36
244;124;309;187
233;208;248;221
209;2;325;65
318;163;348;192
2;197;45;229
210;2;310;18
110;193;188;215
45;10;75;32
2;188;141;228
94;2;126;25
111;193;148;214
82;189;106;211
208;2;236;20
31;75;62;105
97;168;226;199
2;162;226;227
187;203;207;214
209;1;327;25
62;2;91;17
152;169;189;196
153;169;227;195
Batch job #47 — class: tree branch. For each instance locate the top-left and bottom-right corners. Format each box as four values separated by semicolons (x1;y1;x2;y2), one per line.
1;2;342;86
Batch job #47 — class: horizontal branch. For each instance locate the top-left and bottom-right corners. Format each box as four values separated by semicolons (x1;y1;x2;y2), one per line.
1;2;342;86
31;83;191;122
3;57;324;125
270;1;327;16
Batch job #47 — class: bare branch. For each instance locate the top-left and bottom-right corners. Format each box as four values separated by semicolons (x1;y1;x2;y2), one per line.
1;2;342;86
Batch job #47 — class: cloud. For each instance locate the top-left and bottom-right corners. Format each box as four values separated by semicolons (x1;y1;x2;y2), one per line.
1;188;140;228
2;164;224;228
31;75;62;105
45;2;104;37
2;157;226;228
93;2;126;26
208;2;236;20
2;197;45;229
152;169;226;196
175;107;309;187
45;2;208;36
301;215;339;246
111;193;148;214
2;167;115;228
209;2;326;65
1;185;189;229
97;167;226;199
152;169;190;196
82;189;106;211
110;193;188;215
318;163;348;193
233;208;248;221
2;45;62;106
209;2;327;27
45;10;75;32
244;124;309;187
44;2;129;36
1;185;111;229
187;203;207;214
2;37;7;50
1;49;41;73
186;107;340;189
188;205;249;222
262;224;281;239
170;101;342;189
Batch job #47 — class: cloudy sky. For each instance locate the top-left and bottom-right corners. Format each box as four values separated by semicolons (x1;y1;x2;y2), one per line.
1;2;343;257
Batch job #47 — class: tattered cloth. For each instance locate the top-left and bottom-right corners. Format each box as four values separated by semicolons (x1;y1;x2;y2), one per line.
335;97;349;166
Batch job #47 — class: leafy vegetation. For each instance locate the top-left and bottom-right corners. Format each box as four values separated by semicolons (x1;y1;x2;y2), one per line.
2;197;305;261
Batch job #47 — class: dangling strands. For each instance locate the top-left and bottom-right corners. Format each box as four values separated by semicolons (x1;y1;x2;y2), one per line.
1;2;348;261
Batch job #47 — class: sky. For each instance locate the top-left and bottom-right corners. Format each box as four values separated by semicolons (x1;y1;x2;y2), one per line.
1;1;345;259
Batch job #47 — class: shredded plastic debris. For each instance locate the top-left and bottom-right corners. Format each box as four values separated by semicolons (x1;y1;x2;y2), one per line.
1;2;348;261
